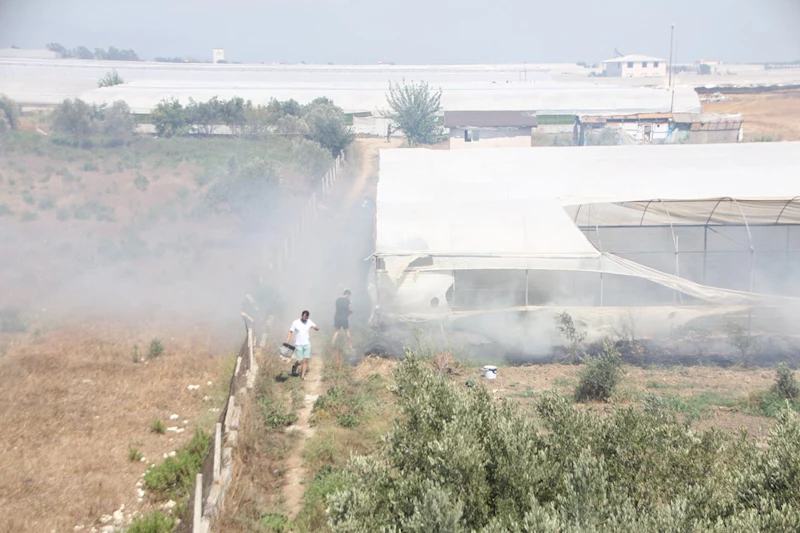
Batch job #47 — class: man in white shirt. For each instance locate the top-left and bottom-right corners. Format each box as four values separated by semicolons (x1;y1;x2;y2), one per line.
286;310;319;380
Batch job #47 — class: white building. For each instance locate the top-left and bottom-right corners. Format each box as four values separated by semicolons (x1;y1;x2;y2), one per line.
602;55;667;77
212;48;225;64
444;111;537;149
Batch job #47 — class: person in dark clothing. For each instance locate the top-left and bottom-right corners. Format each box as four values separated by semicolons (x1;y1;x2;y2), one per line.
332;289;353;350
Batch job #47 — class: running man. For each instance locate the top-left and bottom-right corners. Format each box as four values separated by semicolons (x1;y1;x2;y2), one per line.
332;289;353;350
286;310;318;380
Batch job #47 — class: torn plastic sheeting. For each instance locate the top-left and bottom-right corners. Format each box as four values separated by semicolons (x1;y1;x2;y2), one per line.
376;252;800;309
384;255;424;283
378;271;454;318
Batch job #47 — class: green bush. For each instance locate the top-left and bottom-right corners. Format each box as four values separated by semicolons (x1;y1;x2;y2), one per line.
574;342;624;402
773;362;799;400
0;94;20;130
327;353;800;532
0;204;11;216
143;428;210;499
126;511;175;533
259;513;293;532
260;395;298;430
149;338;164;358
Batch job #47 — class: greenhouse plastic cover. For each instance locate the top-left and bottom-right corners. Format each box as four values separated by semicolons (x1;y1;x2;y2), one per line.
374;142;800;309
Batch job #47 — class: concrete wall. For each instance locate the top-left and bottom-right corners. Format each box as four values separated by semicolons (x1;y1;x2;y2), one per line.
604;60;667;78
449;127;532;149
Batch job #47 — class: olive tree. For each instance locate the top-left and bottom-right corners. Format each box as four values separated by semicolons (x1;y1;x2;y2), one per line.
384;80;442;146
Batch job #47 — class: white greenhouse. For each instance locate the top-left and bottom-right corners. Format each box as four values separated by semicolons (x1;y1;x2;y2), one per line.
370;142;800;341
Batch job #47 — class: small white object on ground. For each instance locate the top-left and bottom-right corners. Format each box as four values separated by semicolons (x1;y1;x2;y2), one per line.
163;500;177;511
206;381;213;386
187;384;200;390
176;428;185;433
203;395;210;402
166;426;179;432
99;515;112;524
169;414;179;420
139;456;146;463
168;450;177;457
182;419;188;424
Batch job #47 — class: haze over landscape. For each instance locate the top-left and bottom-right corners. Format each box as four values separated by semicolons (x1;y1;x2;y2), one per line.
1;0;799;63
3;1;800;532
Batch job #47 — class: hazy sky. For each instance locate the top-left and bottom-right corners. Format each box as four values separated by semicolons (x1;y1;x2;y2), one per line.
1;0;798;64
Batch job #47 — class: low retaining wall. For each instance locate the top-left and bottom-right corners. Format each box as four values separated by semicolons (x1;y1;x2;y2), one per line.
175;321;258;533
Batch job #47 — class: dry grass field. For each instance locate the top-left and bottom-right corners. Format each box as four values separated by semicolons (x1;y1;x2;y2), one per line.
704;89;800;141
0;319;238;532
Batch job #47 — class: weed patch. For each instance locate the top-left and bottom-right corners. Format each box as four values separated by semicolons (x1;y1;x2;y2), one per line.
150;419;166;434
143;428;210;500
128;446;143;462
126;510;175;533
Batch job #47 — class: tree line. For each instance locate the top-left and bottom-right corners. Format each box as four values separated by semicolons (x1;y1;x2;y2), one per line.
46;43;140;61
150;96;354;156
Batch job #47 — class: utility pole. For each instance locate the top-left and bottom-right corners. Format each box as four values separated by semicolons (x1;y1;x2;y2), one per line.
669;24;676;114
668;23;675;88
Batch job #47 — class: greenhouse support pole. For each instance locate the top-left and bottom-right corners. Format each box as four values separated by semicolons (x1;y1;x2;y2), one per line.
702;225;708;284
525;270;529;308
452;270;456;310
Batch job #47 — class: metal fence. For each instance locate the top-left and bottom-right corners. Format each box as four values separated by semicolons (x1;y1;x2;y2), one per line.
272;152;345;273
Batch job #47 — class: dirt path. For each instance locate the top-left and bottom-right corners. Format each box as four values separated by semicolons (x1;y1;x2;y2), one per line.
279;138;390;519
281;350;323;516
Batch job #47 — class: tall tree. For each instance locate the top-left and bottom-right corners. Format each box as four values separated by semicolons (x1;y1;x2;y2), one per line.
384;80;442;146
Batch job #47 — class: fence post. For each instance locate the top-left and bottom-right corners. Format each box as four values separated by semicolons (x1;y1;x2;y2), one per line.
193;473;203;531
224;395;235;432
213;422;222;481
247;326;254;371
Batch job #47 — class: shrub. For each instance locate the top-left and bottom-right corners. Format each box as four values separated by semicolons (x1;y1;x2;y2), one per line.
151;98;187;137
98;69;125;88
144;428;210;499
126;511;175;533
773;362;800;400
149;338;164;358
134;173;149;191
51;98;99;146
555;310;586;364
259;513;293;532
82;161;99;171
20;212;38;222
574;342;624;402
0;204;11;216
0;94;20;130
727;321;759;366
101;101;135;145
128;446;143;462
260;395;298;430
151;419;166;434
22;193;35;205
56;208;70;221
328;352;800;532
